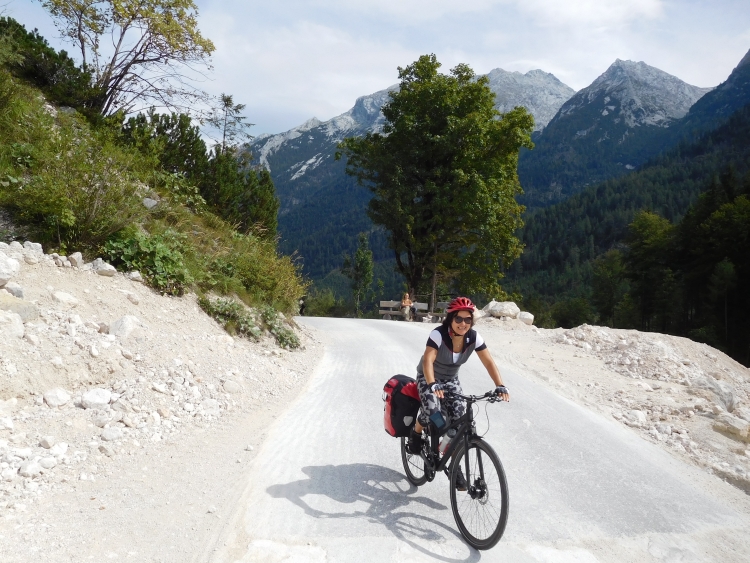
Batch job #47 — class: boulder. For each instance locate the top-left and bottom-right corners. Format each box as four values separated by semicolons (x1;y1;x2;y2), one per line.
92;258;117;277
4;282;23;298
625;409;648;426
52;291;79;307
68;252;83;268
0;293;39;322
100;427;123;441
142;197;159;209
486;301;520;319
518;311;535;326
735;407;750;423
18;460;42;478
0;253;20;287
693;376;736;412
81;388;112;410
126;271;144;283
713;413;749;442
223;380;242;394
49;442;68;457
23;241;42;253
43;388;71;408
39;436;56;449
0;310;24;339
109;315;141;340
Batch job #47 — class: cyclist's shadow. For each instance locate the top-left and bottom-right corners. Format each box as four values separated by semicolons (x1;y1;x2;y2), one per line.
267;463;481;562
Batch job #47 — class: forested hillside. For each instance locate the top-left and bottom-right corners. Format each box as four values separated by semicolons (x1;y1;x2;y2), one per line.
508;102;750;365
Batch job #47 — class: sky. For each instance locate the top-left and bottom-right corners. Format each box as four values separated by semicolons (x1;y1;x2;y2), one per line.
5;0;750;135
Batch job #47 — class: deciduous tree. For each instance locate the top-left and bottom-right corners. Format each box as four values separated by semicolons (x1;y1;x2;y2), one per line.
40;0;214;115
341;232;374;317
339;54;533;300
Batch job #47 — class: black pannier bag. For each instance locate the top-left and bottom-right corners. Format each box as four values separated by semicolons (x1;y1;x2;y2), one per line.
383;374;421;437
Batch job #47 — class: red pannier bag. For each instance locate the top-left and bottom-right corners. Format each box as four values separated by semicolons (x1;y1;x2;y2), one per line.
383;374;421;437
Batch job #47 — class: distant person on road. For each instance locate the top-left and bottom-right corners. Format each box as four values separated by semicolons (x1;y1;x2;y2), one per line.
401;292;416;321
409;296;510;489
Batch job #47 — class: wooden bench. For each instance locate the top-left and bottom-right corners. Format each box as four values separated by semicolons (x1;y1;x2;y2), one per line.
432;301;450;322
379;300;429;320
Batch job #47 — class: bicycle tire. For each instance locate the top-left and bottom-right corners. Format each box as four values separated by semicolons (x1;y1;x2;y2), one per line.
450;438;509;550
400;436;428;486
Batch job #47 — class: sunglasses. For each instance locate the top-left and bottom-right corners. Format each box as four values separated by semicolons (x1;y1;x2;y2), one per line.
454;315;473;324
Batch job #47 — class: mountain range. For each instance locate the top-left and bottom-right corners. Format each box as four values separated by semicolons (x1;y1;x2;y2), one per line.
251;52;750;296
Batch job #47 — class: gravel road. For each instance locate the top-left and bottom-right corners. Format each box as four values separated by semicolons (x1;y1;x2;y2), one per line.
206;317;750;563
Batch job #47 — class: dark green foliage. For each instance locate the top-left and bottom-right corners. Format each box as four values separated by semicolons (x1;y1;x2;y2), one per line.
0;17;100;116
122;109;279;238
340;54;533;298
122;110;210;182
198;296;261;339
591;250;628;327
509;103;750;301
104;229;193;295
551;297;598;329
341;232;374;316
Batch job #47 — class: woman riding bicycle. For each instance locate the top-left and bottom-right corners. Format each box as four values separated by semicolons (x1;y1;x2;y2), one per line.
409;297;510;488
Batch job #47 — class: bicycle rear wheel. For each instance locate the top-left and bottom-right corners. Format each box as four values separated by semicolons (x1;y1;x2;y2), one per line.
450;438;509;550
400;436;428;486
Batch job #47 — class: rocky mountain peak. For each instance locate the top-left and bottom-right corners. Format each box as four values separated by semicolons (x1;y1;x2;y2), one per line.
558;59;712;128
737;48;750;70
485;68;576;131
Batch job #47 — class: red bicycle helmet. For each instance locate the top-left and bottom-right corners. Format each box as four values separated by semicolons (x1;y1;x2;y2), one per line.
446;296;475;313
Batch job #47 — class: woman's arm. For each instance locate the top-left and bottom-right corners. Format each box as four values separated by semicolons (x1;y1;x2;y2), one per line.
476;348;510;401
422;346;443;398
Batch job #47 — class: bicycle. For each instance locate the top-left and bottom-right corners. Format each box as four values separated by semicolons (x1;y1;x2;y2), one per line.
399;390;509;550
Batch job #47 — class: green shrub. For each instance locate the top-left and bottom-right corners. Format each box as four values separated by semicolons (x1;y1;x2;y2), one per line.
305;288;349;317
198;296;261;339
104;229;193;295
0;103;148;251
260;305;300;349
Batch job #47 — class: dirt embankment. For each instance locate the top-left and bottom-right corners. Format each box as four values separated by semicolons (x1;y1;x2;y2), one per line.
0;241;322;562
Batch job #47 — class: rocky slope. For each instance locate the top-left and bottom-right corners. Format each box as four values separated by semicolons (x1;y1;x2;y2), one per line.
487;68;575;132
477;316;750;494
518;59;714;206
0;241;320;526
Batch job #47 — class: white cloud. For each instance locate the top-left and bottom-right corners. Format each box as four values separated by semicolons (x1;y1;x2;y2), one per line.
512;0;664;27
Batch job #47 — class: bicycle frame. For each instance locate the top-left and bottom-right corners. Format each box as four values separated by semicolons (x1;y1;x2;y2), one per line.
421;392;490;477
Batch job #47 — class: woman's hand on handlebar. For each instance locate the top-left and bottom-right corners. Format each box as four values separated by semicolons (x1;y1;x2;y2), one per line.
494;385;510;402
429;382;445;399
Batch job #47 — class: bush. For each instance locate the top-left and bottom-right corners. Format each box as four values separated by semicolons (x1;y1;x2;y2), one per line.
260;306;300;349
104;229;193;295
198;296;261;339
304;288;350;317
0;99;148;251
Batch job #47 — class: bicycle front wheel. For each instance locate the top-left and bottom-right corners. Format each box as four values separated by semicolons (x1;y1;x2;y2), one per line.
400;436;428;486
450;438;509;550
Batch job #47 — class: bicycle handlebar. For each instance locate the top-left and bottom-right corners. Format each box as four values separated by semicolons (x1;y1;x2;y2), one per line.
445;390;503;403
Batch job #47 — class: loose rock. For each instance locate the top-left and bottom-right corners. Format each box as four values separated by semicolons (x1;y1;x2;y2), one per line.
52;291;79;307
101;427;123;442
43;388;71;408
0;310;24;339
81;389;112;410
